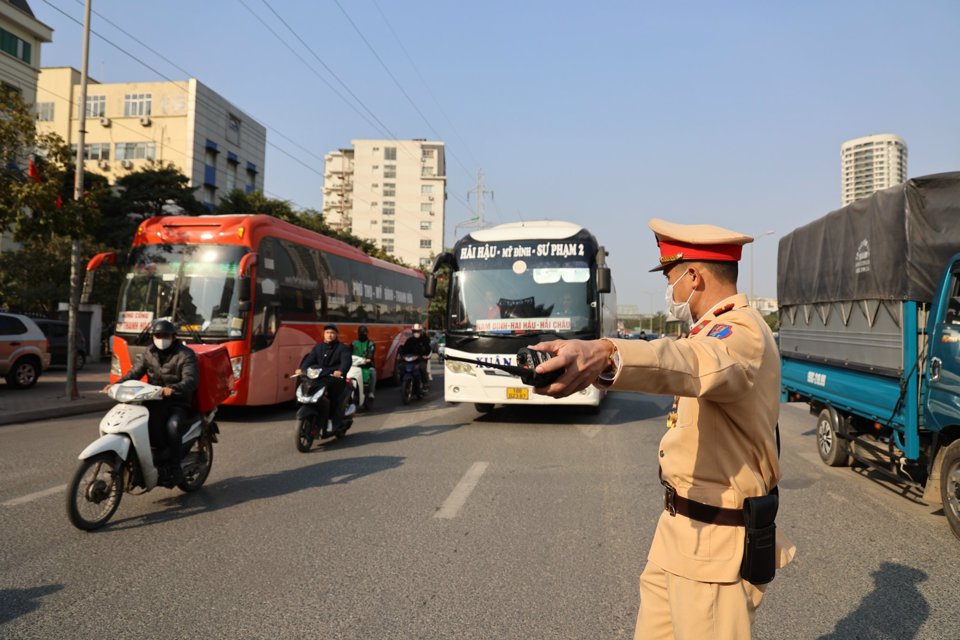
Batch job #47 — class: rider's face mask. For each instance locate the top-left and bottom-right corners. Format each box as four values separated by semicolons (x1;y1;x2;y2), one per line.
153;336;173;350
665;268;696;325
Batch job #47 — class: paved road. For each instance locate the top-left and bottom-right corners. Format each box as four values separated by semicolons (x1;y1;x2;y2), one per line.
1;377;958;639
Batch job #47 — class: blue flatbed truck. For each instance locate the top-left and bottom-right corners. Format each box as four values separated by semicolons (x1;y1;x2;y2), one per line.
778;172;960;541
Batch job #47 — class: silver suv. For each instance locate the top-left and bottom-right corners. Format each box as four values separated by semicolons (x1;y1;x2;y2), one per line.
0;312;51;389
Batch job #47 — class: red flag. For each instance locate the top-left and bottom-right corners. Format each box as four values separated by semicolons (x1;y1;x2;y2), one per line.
27;157;40;183
55;195;63;209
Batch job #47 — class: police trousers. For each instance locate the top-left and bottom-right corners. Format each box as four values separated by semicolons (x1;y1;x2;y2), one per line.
634;561;767;640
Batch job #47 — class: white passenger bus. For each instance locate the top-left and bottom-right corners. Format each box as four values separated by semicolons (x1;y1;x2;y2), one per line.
425;221;617;412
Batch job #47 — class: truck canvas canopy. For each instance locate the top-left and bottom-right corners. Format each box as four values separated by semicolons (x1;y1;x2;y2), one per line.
778;172;960;306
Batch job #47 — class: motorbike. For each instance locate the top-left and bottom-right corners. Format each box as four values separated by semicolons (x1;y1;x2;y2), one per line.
347;354;374;412
294;367;356;452
400;353;429;405
66;380;219;531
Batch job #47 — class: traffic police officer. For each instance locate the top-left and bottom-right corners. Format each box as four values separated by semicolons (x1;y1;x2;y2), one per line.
533;218;796;639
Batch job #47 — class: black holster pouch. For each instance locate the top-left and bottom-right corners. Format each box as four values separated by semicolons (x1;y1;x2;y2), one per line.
740;488;778;585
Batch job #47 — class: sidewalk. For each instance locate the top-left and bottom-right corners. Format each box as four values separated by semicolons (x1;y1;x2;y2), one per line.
0;360;114;426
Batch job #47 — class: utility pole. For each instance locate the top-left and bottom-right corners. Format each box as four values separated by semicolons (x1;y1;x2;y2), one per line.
466;169;491;230
66;0;92;400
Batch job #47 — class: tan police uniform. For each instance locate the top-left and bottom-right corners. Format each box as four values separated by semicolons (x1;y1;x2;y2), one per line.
600;219;796;640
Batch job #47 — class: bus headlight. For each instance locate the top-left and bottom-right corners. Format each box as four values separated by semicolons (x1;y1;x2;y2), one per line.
231;356;243;380
445;360;476;376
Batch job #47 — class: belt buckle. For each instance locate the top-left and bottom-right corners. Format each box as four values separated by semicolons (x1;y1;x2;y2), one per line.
663;485;677;517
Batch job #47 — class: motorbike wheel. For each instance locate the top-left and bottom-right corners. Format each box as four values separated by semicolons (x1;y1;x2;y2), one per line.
402;377;413;405
177;431;214;493
67;453;124;531
296;418;315;453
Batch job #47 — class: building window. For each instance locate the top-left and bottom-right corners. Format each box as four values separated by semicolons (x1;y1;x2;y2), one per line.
225;160;238;193
420;257;432;268
70;143;110;161
384;147;396;160
384;164;397;178
420;239;432;249
421;166;435;177
383;183;395;197
226;115;241;145
123;93;152;117
422;149;434;159
382;221;395;234
85;96;106;118
36;102;54;121
246;168;257;192
382;238;394;252
420;184;433;195
420;221;432;231
382;201;395;216
0;28;31;63
115;142;156;160
420;203;432;213
205;148;217;167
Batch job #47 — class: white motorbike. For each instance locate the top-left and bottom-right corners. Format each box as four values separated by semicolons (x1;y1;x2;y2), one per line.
66;380;219;530
347;354;373;412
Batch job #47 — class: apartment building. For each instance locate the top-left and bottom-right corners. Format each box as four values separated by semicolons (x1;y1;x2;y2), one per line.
323;139;446;268
36;67;266;209
841;134;908;206
0;0;51;104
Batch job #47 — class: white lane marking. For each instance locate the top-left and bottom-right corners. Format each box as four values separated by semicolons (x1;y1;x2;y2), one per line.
2;484;66;507
435;461;489;519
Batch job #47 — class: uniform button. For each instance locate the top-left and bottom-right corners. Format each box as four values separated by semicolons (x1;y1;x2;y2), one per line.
659;450;665;458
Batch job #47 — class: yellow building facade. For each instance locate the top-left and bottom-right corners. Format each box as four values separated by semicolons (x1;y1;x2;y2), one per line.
37;67;266;209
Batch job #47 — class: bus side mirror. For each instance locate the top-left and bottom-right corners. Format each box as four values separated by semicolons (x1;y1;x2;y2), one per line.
597;267;612;294
424;274;437;298
238;277;251;303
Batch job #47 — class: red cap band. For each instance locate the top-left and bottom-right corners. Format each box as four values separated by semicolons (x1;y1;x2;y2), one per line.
657;239;743;265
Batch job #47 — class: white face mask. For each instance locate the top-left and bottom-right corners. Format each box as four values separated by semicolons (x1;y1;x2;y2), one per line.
665;270;696;325
153;337;173;350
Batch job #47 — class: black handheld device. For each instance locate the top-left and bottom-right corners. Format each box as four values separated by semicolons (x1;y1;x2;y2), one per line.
444;347;564;387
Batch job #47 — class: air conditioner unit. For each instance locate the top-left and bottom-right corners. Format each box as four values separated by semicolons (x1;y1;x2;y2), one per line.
98;159;109;170
428;196;434;201
99;116;111;127
121;159;133;169
139;116;151;127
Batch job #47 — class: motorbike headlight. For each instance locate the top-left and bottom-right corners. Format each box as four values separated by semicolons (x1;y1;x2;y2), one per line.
307;367;321;379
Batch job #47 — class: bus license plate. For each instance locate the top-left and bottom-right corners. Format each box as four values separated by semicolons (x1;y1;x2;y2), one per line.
506;387;529;400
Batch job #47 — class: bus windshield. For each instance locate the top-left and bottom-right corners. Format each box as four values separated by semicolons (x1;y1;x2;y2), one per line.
116;244;249;338
449;266;595;335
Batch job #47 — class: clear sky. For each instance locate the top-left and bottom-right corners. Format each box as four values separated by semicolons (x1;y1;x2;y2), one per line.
33;0;960;314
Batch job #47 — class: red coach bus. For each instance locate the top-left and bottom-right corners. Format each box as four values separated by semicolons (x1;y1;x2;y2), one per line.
91;215;426;406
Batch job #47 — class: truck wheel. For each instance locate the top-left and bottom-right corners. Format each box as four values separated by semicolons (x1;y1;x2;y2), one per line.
940;440;960;541
816;408;850;467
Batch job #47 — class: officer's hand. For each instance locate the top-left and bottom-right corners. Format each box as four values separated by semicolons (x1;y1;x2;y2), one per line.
101;383;113;394
292;368;302;377
333;371;342;378
530;339;614;398
161;386;174;398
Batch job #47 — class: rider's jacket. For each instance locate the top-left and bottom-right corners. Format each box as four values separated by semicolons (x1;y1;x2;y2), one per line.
301;340;351;378
399;335;431;358
119;340;198;408
351;339;375;365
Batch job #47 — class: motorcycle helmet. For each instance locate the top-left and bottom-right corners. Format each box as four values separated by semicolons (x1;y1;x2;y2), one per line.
358;325;369;341
150;319;176;336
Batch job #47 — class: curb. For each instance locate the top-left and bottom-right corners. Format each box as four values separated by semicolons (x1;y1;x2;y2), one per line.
0;398;114;427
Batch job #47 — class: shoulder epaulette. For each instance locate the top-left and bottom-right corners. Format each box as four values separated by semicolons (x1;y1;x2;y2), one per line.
712;303;735;317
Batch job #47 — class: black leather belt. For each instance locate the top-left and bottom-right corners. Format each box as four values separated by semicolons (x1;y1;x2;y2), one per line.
659;471;744;527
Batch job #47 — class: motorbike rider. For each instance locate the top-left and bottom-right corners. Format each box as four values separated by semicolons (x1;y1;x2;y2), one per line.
399;323;433;392
351;325;376;401
296;324;352;432
103;319;198;483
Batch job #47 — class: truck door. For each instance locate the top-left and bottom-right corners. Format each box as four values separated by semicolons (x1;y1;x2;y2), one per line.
927;264;960;431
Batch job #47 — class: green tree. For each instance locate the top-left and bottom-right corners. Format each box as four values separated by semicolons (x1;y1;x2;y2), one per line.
0;92;102;241
763;311;779;333
97;161;205;248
